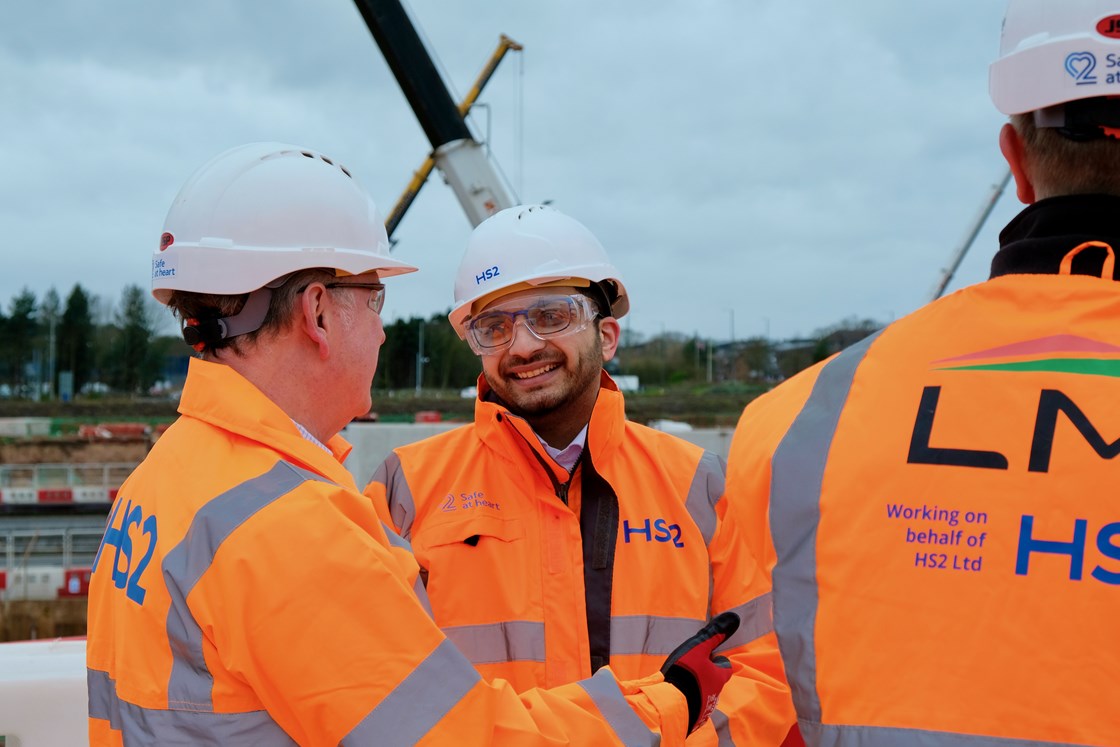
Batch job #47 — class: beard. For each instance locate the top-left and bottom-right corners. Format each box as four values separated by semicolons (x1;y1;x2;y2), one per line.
483;329;603;419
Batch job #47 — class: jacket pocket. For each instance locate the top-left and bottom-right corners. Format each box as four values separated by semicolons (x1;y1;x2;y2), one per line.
417;514;524;550
412;516;536;624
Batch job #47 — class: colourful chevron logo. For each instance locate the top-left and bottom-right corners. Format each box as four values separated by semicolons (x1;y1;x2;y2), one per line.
933;334;1120;378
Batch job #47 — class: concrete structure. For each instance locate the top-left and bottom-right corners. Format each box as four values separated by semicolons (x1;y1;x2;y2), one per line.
0;418;51;438
0;638;88;744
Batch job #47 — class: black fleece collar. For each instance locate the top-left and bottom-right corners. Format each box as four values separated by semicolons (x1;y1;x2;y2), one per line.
991;194;1120;280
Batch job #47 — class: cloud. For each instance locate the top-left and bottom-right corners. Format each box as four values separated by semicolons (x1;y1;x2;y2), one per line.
1;0;1012;341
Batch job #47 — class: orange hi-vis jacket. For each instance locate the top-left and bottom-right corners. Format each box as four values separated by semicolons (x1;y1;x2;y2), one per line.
728;250;1120;746
86;358;693;746
365;372;796;746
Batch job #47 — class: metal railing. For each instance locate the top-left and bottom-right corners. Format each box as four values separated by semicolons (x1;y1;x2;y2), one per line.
0;463;135;489
2;528;103;570
0;527;104;600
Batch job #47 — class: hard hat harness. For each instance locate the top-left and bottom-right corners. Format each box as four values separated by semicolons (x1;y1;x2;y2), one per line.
182;286;274;353
1035;97;1120;141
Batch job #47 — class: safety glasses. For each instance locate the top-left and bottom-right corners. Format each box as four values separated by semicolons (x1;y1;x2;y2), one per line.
464;294;598;355
324;281;386;314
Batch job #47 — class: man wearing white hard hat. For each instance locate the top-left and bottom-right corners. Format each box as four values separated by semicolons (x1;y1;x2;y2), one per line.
365;204;798;745
722;1;1120;744
85;145;739;745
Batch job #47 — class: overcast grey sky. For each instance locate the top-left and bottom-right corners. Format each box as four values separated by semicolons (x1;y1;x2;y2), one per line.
0;1;1015;343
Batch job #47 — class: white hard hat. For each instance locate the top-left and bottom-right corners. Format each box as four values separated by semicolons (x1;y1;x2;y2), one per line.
990;0;1120;115
152;142;417;304
448;204;629;334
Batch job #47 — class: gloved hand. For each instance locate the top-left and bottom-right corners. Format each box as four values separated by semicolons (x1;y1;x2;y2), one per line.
660;612;739;734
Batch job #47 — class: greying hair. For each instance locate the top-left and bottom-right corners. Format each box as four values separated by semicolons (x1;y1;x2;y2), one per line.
167;267;344;356
1012;113;1120;199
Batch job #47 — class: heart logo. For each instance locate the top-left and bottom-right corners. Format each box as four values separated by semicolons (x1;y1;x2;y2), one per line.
1065;52;1098;83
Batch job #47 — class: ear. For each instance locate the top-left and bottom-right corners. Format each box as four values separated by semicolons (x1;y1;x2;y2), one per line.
1000;122;1037;204
598;317;621;363
299;283;332;360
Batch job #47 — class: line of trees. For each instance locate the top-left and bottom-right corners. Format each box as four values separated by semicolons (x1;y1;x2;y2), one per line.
373;313;883;392
0;284;174;399
0;285;883;400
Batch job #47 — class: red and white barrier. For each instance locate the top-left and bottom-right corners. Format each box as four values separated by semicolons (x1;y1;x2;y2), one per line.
0;567;93;601
37;489;73;504
0;485;117;505
0;487;37;505
59;568;91;598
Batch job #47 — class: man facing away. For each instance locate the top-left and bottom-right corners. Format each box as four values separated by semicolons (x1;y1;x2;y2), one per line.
365;204;797;745
725;1;1120;745
85;143;738;746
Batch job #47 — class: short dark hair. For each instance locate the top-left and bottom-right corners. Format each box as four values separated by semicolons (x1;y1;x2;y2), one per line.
578;281;617;319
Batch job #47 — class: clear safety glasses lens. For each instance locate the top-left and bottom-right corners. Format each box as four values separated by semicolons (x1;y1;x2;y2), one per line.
325;282;386;314
466;295;595;355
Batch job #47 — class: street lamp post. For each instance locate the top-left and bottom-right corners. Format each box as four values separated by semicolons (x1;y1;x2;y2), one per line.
415;319;427;396
48;314;56;400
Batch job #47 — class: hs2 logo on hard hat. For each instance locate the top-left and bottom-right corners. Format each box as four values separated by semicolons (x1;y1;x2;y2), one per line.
1065;52;1098;85
475;266;500;285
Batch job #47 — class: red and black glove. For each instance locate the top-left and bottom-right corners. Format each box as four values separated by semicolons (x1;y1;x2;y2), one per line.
660;611;739;733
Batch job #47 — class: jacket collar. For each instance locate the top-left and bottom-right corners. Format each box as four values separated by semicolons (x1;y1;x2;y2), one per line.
473;371;626;479
177;357;356;489
991;194;1120;280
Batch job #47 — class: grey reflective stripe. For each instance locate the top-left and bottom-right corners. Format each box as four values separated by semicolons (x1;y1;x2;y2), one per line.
414;576;433;616
577;668;662;747
610;614;704;656
381;520;412;552
342;638;481;746
684;451;726;615
163;461;329;712
716;592;773;652
88;667;295;745
443;620;546;664
769;332;880;724
372;451;416;538
692;596;772;746
684;451;725;546
800;721;1087;746
443;612;754;662
381;522;434;615
709;708;735;746
88;668;121;728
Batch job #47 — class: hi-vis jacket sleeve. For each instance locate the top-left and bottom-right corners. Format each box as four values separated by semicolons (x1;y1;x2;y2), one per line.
366;448;797;747
88;474;688;747
694;462;798;746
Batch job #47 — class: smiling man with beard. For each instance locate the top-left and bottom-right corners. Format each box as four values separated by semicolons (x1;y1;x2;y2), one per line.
365;205;798;745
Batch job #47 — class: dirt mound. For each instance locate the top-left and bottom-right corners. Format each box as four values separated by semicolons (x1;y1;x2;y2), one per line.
0;437;149;465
